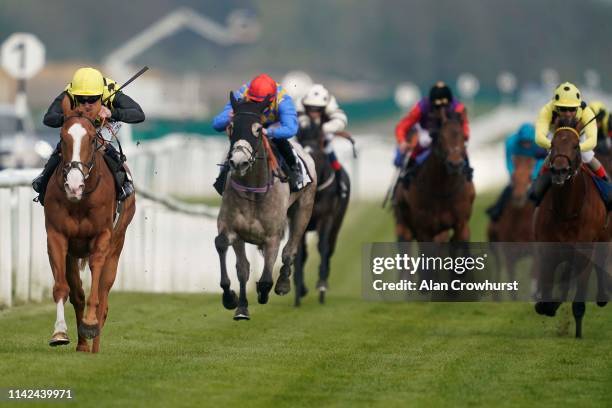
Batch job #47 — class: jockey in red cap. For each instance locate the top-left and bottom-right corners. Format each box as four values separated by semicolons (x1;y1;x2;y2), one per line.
212;73;302;195
246;73;277;102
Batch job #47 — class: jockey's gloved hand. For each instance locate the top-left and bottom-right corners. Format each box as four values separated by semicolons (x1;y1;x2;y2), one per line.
393;147;405;168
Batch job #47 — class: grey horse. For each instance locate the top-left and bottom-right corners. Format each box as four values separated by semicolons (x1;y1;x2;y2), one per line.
215;93;317;320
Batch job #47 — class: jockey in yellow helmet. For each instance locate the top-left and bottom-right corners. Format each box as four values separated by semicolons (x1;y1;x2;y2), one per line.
32;67;145;205
587;100;612;154
530;82;610;207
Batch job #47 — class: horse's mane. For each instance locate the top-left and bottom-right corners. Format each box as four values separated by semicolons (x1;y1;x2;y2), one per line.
261;134;279;172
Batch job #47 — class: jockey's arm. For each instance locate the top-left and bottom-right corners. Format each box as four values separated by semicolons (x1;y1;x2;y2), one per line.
212;98;235;132
266;96;298;139
110;92;145;123
43;92;67;128
535;102;554;149
395;104;421;145
322;96;348;134
579;107;597;152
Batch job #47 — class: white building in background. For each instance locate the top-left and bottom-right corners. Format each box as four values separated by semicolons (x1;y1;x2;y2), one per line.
103;7;260;120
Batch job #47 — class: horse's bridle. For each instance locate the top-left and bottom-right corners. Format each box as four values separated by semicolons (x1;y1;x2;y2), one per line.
230;111;266;171
61;115;104;193
550;126;581;181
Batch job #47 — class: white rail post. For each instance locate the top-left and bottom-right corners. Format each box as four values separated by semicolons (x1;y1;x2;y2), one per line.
14;187;32;303
0;188;13;307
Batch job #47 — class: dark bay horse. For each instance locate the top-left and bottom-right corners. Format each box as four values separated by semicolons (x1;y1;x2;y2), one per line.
45;96;135;353
294;123;350;306
533;118;611;338
215;93;316;320
488;156;536;298
394;110;475;242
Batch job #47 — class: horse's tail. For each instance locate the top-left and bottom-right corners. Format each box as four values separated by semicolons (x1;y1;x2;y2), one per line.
78;258;88;273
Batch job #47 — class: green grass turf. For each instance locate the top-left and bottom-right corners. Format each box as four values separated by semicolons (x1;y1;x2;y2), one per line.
1;193;611;408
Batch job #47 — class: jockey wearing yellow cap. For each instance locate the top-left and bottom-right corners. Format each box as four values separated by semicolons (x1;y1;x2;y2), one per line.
530;82;610;206
32;67;145;205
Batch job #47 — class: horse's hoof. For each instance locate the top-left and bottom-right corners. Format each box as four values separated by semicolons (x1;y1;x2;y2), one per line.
233;307;250;321
222;290;238;310
319;290;326;304
257;281;273;304
274;276;291;296
76;343;90;353
78;322;100;340
534;302;558;317
48;332;70;347
597;301;608;307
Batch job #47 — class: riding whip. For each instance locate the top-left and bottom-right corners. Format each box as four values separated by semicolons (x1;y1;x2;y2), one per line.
102;66;149;104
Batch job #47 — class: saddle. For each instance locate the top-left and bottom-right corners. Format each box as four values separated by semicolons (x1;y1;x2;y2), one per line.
268;142;313;190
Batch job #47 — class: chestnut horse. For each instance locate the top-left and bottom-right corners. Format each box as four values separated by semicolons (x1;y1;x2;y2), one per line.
394;110;475;242
533;118;611;338
45;96;135;353
488;156;536;299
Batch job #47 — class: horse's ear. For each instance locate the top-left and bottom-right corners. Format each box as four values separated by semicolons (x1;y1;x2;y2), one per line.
229;91;238;111
61;94;74;117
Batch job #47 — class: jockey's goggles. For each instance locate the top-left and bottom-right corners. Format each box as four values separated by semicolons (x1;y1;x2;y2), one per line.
432;98;449;107
75;95;102;105
556;106;577;113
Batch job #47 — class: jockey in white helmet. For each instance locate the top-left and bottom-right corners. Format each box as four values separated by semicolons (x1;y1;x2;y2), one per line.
297;84;349;196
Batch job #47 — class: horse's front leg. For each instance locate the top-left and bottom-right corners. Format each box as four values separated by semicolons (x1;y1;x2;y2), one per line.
232;239;250;320
79;229;111;341
66;255;88;352
47;229;70;347
215;232;238;310
258;236;280;305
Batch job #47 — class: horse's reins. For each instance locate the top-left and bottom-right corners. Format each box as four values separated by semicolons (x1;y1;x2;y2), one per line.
228;111;275;198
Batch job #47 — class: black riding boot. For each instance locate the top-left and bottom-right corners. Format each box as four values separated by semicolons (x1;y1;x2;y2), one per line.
213;163;230;196
103;144;133;201
32;142;62;206
528;171;552;206
486;184;512;221
273;138;303;191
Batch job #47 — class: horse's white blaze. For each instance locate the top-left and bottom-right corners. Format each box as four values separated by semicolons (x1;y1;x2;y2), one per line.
66;123;87;193
54;300;67;334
